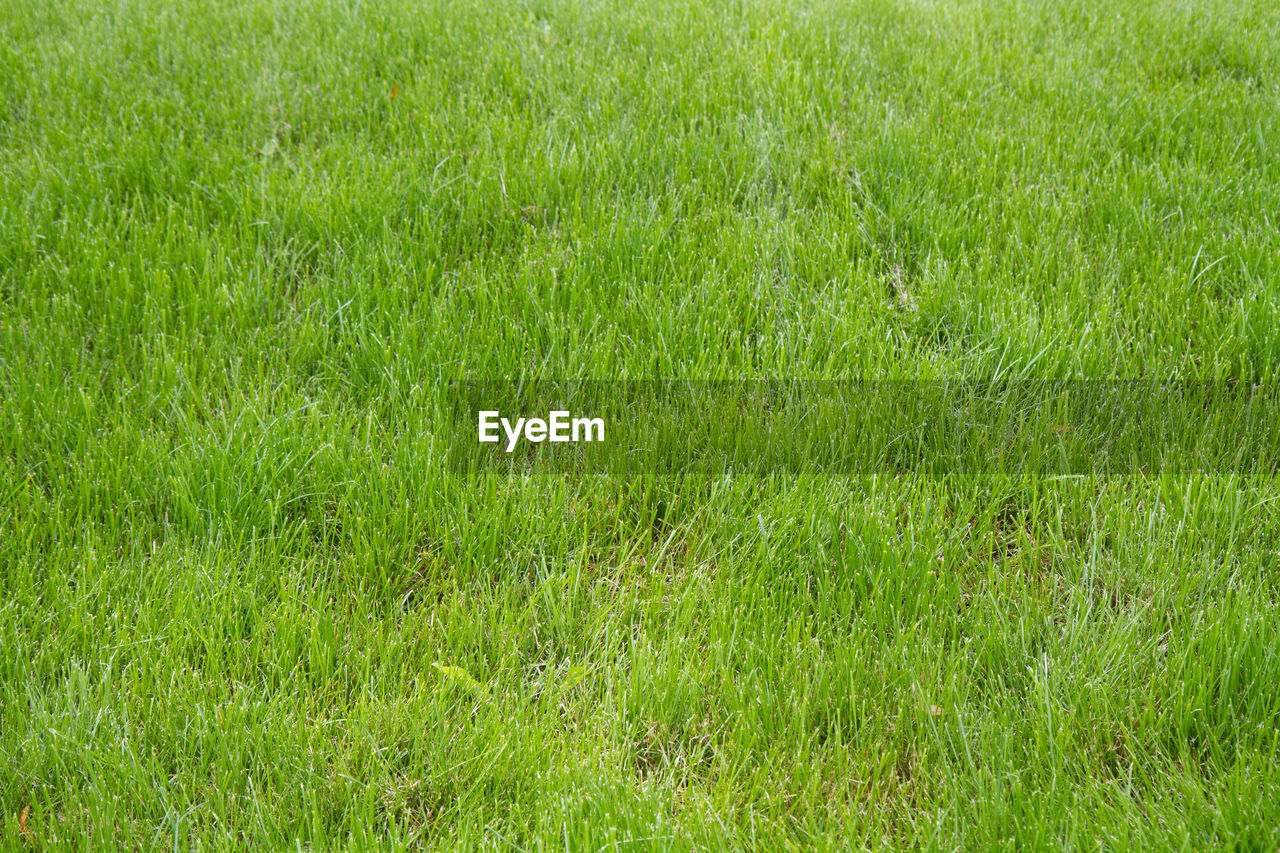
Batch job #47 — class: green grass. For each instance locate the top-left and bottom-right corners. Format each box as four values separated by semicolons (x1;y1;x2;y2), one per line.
3;0;1280;847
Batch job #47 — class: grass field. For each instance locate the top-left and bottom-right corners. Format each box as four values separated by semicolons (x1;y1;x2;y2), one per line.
3;0;1280;848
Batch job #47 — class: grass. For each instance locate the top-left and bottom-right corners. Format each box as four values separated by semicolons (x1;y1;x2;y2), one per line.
2;0;1280;847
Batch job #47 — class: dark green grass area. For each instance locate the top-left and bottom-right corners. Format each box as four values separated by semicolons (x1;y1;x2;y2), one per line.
2;0;1280;848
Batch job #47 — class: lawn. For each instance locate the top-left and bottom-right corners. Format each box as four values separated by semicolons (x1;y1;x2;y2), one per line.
2;0;1280;848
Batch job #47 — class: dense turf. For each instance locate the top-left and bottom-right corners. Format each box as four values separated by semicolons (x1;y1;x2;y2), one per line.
3;0;1280;848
